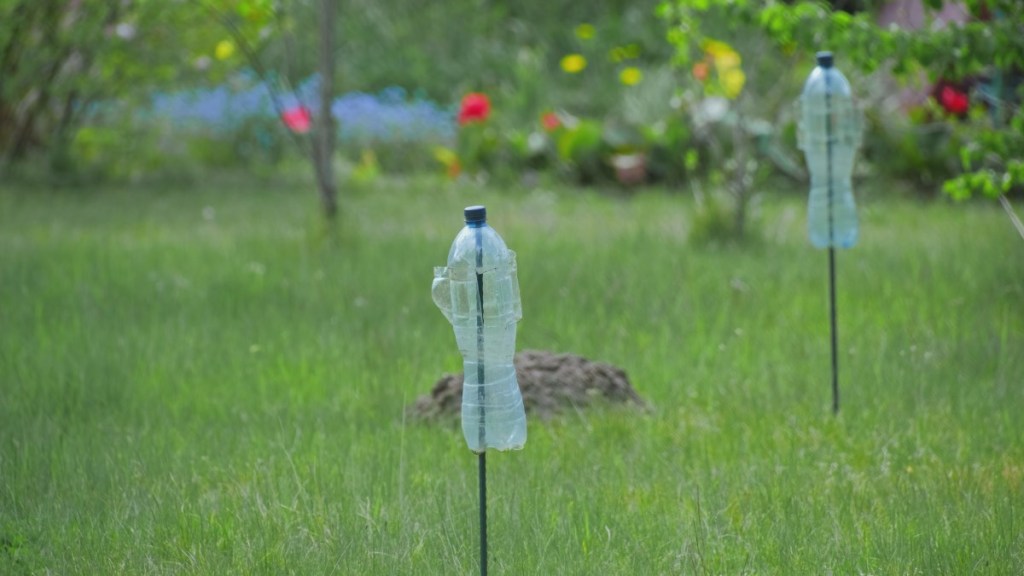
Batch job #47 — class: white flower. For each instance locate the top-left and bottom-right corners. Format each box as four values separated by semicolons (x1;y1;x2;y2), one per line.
114;22;136;40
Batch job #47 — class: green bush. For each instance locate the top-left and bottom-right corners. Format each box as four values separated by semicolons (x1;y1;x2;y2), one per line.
71;118;200;184
659;0;1024;200
862;111;964;194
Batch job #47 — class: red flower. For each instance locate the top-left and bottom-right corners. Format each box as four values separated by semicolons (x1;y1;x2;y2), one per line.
281;106;311;133
447;159;462;179
938;85;969;117
692;61;709;83
458;92;491;125
541;111;561;132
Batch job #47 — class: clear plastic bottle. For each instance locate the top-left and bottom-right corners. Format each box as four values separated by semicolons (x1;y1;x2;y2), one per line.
798;51;862;249
432;206;526;453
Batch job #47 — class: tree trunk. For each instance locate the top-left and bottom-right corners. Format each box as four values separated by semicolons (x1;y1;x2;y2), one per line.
731;119;749;239
313;0;338;219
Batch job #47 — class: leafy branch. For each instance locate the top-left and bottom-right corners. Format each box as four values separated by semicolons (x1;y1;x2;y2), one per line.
660;0;1024;200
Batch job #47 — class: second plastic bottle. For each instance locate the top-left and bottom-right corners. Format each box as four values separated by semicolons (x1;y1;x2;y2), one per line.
432;206;527;453
798;51;862;249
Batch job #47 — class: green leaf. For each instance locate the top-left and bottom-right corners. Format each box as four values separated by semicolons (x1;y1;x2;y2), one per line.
684;149;699;171
943;178;972;201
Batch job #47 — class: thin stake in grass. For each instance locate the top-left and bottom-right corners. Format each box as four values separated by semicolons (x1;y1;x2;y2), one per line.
828;247;839;414
431;206;527;576
798;51;861;414
827;86;840;415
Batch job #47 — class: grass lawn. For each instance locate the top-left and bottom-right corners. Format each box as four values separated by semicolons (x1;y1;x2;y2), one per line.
1;175;1022;574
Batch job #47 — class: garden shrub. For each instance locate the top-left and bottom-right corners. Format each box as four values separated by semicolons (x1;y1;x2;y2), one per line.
659;0;1024;200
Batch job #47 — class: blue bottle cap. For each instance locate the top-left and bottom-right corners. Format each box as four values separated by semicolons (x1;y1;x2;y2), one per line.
464;205;486;224
816;51;834;68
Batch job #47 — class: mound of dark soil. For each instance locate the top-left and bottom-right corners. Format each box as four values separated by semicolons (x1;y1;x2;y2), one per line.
408;350;647;421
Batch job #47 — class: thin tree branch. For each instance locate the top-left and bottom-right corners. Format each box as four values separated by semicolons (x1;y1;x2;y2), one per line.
999;194;1024;242
314;0;338;218
191;0;312;158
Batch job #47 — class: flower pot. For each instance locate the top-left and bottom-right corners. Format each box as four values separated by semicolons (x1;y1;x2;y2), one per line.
611;153;647;186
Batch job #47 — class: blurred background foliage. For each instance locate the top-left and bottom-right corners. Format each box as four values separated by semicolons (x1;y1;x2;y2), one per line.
1;0;1020;216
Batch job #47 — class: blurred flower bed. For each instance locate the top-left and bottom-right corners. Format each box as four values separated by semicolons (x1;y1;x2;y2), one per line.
13;0;1013;201
67;10;1007;196
147;74;455;174
149;76;454;146
73;73;457;181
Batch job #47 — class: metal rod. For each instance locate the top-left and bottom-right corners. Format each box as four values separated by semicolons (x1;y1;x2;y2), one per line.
825;70;840;415
829;247;839;415
478;452;488;576
474;226;487;576
823;71;839;412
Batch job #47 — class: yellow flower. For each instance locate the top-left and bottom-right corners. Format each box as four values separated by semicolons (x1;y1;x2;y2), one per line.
722;68;746;99
214;39;235;60
433;147;460;178
702;39;733;59
574;23;595;40
433;146;457;166
561;54;587;74
714;50;741;70
703;39;740;70
619;67;643;86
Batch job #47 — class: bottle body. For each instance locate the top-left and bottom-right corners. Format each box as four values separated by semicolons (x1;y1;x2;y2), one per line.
432;222;526;453
798;62;861;249
806;173;858;250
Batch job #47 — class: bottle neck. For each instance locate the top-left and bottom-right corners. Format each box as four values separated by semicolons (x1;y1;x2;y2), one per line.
466;221;486;229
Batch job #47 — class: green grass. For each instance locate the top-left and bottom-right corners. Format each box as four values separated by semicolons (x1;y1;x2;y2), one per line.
1;176;1022;574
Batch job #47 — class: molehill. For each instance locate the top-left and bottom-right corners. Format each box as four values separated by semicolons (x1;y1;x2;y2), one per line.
408;349;648;421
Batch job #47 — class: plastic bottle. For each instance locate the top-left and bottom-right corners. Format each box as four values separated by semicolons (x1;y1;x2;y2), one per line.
432;206;526;453
798;51;862;249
